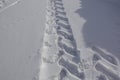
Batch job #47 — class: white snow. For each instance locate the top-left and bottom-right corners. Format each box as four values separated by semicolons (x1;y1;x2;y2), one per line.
0;0;120;80
0;0;46;80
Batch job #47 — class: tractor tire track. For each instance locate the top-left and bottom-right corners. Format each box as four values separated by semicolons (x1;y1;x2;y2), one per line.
53;0;85;80
40;0;85;80
90;45;120;80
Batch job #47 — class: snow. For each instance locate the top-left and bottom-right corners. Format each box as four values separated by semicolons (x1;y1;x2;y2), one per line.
63;0;120;58
0;0;46;80
0;0;120;80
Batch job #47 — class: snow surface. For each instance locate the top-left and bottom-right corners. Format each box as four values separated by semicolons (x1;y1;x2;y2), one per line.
0;0;120;80
0;0;45;80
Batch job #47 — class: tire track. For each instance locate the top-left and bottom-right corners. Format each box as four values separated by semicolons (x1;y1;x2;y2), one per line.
40;0;85;80
95;61;120;80
53;0;85;80
91;46;118;65
90;45;120;80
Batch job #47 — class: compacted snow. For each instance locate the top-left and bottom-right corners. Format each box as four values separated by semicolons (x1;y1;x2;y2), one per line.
0;0;120;80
